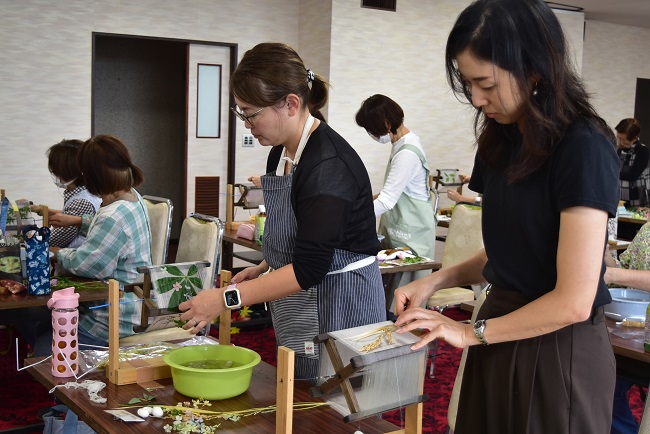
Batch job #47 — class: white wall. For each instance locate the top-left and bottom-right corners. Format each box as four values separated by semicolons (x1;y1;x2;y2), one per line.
582;20;650;130
1;0;649;219
0;0;298;218
328;0;475;209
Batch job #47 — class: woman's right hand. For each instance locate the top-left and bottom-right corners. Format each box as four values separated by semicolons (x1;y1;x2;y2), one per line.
393;277;437;316
232;263;269;283
248;175;262;188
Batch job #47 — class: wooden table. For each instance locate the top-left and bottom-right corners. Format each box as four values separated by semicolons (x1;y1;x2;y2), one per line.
27;355;400;434
223;227;263;269
225;228;441;275
617;215;647;241
0;278;108;310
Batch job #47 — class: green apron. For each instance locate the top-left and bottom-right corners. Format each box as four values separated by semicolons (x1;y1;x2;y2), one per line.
378;143;437;300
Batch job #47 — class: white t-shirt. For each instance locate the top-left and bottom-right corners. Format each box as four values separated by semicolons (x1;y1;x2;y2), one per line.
374;131;430;216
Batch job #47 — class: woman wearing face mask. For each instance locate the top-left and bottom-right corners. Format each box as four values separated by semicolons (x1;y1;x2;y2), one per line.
393;0;619;432
179;43;385;381
355;95;437;304
27;139;102;248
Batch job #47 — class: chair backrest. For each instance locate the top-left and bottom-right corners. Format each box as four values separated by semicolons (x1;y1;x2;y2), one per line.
441;204;484;269
143;195;173;265
175;213;224;289
447;289;488;431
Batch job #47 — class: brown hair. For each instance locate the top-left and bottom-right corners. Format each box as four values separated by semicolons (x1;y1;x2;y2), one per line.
230;42;328;122
615;118;641;141
355;94;404;136
47;139;85;186
78;135;144;196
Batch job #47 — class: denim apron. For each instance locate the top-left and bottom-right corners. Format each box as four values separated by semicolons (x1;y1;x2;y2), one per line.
260;116;384;380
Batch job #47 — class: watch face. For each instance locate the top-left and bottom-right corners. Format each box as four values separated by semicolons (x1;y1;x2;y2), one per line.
225;289;240;307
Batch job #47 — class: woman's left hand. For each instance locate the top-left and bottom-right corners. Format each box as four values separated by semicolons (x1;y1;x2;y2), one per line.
179;288;226;334
395;307;473;350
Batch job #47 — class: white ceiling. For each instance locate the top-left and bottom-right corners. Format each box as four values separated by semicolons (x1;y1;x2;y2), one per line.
554;0;650;29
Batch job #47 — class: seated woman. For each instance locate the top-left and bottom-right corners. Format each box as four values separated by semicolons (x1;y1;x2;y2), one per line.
29;139;102;248
34;135;152;354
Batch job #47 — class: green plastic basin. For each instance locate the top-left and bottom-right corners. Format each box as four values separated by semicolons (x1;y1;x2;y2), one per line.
163;344;261;400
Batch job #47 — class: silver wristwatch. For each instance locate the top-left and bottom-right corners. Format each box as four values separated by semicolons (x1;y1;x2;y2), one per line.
473;319;489;345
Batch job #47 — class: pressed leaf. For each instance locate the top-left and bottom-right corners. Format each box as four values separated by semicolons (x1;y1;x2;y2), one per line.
165;266;184;276
155;277;184;294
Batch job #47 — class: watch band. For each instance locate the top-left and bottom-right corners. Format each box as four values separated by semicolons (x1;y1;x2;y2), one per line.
223;284;242;309
473;319;489;345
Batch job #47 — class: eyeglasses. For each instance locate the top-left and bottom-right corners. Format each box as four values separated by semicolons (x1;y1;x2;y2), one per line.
230;104;266;128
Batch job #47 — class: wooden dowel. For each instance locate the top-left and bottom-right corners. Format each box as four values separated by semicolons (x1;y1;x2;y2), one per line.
218;270;232;345
106;279;120;384
276;346;294;434
41;205;48;227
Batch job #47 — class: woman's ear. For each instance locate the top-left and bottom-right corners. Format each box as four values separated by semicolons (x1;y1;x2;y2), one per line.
285;93;302;117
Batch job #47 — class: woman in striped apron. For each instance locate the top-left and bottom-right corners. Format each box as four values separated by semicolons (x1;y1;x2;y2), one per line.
180;42;385;380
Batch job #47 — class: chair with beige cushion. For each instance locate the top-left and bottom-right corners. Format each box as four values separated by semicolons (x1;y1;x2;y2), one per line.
426;203;484;377
143;195;173;265
427;203;484;309
120;213;225;345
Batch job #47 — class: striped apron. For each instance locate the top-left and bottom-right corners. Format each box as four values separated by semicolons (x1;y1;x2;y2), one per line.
260;124;385;381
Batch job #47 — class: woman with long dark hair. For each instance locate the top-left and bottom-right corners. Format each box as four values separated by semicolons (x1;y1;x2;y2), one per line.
394;1;619;432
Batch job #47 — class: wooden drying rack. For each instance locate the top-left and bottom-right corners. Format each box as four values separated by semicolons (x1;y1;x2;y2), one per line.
103;270;297;433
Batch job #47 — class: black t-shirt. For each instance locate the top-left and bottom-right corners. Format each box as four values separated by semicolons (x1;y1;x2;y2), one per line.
266;122;380;290
469;119;619;307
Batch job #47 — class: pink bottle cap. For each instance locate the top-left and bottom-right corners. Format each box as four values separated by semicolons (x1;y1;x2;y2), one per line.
47;286;79;309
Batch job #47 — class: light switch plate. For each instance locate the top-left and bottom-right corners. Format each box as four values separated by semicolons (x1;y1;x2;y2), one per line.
242;134;254;147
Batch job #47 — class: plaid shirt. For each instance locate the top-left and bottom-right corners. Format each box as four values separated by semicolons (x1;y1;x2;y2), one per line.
50;186;101;248
57;190;152;343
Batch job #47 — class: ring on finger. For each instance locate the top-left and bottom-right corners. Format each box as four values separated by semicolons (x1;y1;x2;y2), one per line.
191;319;198;326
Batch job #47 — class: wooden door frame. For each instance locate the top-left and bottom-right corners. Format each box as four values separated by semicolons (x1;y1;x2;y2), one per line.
91;32;238;219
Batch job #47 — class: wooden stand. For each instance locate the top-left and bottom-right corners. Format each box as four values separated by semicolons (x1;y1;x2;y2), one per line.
276;346;295;434
106;276;233;386
41;205;48;227
218;270;232;346
106;279;170;385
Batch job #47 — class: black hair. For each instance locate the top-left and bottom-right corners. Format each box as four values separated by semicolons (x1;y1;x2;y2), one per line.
355;94;404;136
445;0;614;182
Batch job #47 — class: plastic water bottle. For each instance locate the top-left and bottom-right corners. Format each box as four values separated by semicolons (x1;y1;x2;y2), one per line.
47;286;80;377
254;205;266;246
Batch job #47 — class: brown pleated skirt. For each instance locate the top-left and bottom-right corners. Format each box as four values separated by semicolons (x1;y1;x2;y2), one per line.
455;286;615;434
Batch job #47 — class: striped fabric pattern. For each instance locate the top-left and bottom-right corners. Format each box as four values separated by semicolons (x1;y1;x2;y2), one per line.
262;167;385;381
50;186;101;248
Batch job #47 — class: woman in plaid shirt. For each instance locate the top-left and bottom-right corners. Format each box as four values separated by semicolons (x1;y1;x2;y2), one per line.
44;135;152;351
